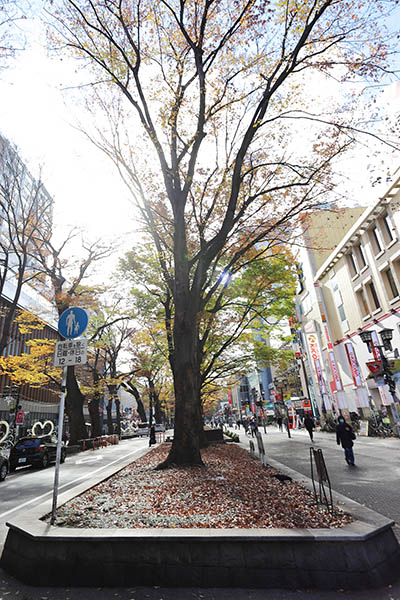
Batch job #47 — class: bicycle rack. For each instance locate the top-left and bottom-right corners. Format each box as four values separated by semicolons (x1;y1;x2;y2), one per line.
310;447;333;512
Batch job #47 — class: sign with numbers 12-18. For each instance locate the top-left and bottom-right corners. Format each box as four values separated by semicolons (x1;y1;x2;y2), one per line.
54;338;88;367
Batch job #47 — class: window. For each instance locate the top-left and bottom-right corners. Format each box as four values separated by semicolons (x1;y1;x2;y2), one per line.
338;304;346;321
296;263;304;294
393;257;400;286
330;273;348;331
380;212;395;245
366;281;381;311
382;266;399;300
300;293;312;315
347;253;359;277
356;243;367;269
369;226;383;255
356;288;370;317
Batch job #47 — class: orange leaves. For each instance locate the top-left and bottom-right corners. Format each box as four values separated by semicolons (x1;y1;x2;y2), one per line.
54;443;351;530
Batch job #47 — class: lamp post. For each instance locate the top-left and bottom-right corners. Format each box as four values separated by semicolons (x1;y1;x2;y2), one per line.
359;328;400;435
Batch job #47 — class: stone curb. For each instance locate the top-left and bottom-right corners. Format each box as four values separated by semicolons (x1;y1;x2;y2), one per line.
1;438;399;589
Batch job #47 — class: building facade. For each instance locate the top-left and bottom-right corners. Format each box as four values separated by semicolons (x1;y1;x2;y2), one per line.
295;174;400;426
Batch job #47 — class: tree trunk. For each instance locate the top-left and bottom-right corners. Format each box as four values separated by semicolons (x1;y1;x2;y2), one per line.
149;378;163;423
154;392;163;424
65;366;87;444
106;398;113;434
122;382;147;422
88;394;101;438
157;300;203;468
115;396;121;437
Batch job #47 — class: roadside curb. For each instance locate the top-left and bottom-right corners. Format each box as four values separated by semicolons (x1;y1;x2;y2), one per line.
1;437;399;590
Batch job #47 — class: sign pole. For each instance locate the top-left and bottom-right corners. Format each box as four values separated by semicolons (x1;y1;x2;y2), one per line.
51;307;89;525
50;366;67;525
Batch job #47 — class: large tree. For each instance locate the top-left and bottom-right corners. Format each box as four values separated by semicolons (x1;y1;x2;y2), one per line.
48;0;399;466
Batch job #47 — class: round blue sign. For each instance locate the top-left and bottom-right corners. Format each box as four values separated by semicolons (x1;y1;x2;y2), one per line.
58;307;89;339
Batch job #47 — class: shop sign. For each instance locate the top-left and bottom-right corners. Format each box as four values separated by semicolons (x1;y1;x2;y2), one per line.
370;330;382;362
15;411;24;425
314;358;326;393
359;420;369;436
328;351;343;391
366;360;383;376
345;343;362;387
379;386;393;406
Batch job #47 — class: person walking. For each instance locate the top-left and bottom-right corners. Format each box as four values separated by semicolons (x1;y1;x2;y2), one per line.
303;413;315;442
283;414;291;438
249;417;258;438
336;416;356;466
277;415;283;431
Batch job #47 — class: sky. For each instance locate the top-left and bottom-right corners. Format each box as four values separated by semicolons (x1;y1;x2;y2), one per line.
0;16;137;257
0;4;399;257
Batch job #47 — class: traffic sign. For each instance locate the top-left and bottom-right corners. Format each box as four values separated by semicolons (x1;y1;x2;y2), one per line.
54;338;88;367
58;307;89;339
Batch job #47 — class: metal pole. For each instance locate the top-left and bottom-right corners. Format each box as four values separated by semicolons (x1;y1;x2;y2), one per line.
50;367;67;525
380;350;400;437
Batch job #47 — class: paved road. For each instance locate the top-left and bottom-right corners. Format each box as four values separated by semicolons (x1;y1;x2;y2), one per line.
0;436;150;546
243;426;400;538
0;430;400;599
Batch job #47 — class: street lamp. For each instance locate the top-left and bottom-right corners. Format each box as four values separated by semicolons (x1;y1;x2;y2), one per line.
359;330;372;345
380;328;393;351
359;329;399;435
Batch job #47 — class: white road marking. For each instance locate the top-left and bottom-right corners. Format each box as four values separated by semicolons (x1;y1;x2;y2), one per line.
75;455;103;464
0;444;146;520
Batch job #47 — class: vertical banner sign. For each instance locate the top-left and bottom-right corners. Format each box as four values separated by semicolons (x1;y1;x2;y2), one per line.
345;343;363;387
370;330;382;361
227;388;232;405
306;333;326;390
328;351;343;391
314;283;345;393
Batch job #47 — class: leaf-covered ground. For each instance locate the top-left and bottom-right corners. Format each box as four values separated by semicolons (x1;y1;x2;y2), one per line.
52;443;351;529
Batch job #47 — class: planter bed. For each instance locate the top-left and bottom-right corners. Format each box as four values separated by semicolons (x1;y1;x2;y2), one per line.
1;443;399;589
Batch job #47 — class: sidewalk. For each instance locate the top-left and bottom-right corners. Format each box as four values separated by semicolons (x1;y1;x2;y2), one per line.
1;428;400;599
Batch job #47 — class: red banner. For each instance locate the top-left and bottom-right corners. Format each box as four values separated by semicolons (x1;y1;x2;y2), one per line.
366;360;383;376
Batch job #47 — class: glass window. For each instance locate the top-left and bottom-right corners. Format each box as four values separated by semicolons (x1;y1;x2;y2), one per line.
370;227;383;254
384;267;399;299
347;253;358;277
356;289;369;317
367;281;380;311
381;213;394;244
338;304;346;321
357;243;366;268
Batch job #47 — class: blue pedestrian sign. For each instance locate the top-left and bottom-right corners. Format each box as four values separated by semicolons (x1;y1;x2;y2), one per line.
58;307;89;339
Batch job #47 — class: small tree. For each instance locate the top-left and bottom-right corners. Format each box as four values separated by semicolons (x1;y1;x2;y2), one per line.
32;230;114;444
0;136;53;356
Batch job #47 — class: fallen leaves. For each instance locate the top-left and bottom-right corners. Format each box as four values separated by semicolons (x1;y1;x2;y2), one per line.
51;444;351;530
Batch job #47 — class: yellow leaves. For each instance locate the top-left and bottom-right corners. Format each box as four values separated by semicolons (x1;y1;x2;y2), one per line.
0;339;60;388
14;310;46;335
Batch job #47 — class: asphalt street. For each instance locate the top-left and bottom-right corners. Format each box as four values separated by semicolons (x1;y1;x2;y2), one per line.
246;425;400;540
0;429;399;599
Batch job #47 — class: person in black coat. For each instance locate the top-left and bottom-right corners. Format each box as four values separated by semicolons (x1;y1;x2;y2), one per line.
336;416;356;466
303;413;314;442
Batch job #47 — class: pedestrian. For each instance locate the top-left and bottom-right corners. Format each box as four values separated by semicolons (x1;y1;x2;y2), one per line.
336;416;356;466
303;413;315;442
243;418;250;436
236;419;241;430
249;418;258;438
283;415;291;438
277;415;283;431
